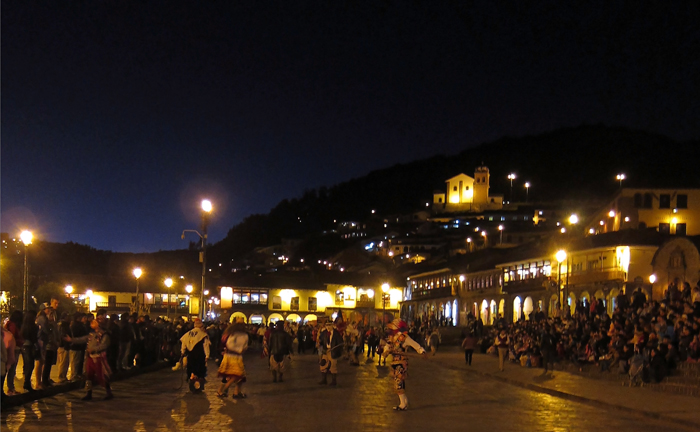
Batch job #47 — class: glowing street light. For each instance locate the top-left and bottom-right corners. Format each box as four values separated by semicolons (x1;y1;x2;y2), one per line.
507;173;516;201
165;278;173;320
498;225;504;244
608;210;616;218
182;199;213;319
133;267;142;312
568;214;579;225
381;283;390;331
649;274;656;284
20;230;33;311
64;285;73;294
616;173;626;188
185;284;193;294
524;182;530;202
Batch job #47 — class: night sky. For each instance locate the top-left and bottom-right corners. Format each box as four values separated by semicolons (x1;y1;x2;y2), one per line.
2;1;698;252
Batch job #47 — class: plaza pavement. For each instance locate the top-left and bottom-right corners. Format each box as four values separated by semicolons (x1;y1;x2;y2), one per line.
2;346;698;432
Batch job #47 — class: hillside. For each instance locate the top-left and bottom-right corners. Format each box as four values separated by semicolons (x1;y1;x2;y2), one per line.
210;124;700;259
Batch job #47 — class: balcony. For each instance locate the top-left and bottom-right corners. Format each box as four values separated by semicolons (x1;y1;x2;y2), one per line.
96;302;131;311
410;286;452;300
355;300;376;309
567;269;627;286
503;276;551;294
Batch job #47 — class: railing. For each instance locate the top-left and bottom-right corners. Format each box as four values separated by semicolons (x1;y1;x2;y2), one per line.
96;302;131;310
503;276;551;293
567;270;627;286
410;286;452;300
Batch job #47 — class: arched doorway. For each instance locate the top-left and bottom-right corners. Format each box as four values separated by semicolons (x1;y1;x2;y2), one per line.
268;313;284;324
480;299;489;324
490;300;497;325
249;314;265;325
286;313;302;323
513;296;522;322
304;314;318;324
568;292;577;315
453;299;459;326
230;311;248;323
549;294;559;317
607;289;620;315
523;297;534;320
445;301;452;321
498;299;505;319
580;291;591;309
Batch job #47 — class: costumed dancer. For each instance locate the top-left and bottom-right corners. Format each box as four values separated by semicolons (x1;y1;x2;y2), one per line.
179;318;211;392
68;318;113;400
269;321;293;382
317;318;343;386
217;320;248;398
382;319;426;411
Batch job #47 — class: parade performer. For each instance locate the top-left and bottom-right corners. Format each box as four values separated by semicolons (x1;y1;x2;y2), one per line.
382;319;426;411
179;318;211;392
317;318;343;386
269;321;293;382
67;318;113;400
217;320;248;398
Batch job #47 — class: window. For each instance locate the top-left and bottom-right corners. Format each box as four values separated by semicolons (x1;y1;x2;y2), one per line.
659;194;671;209
108;295;116;304
453;186;458;191
634;193;643;208
643;193;653;208
676;223;687;236
272;296;282;309
677;194;688;209
335;291;345;305
465;186;470;190
290;297;300;311
438;198;443;203
308;297;317;311
659;223;670;235
476;178;480;183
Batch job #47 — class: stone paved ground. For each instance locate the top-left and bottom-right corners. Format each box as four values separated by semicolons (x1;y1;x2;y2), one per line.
2;346;698;432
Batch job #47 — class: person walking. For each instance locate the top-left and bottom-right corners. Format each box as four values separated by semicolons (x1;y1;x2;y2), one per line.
269;321;293;382
179;318;210;391
318;319;343;386
496;329;509;372
67;318;114;400
381;319;427;411
540;326;556;375
462;331;477;365
4;310;24;395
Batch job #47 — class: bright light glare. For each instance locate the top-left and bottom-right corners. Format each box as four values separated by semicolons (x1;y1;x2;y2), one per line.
133;268;142;279
185;285;193;293
64;285;73;294
20;230;33;246
164;278;173;288
381;283;390;293
649;274;656;284
568;214;579;224
556;250;567;263
608;210;616;217
201;199;213;212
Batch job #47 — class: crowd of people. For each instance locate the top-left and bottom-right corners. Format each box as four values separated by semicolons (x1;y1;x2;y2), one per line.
473;281;700;386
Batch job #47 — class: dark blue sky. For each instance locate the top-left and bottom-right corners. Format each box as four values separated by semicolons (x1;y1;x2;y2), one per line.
2;1;698;252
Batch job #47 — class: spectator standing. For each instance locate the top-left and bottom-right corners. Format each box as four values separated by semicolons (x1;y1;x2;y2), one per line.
496;329;509;372
4;310;24;395
20;310;38;391
56;312;72;383
2;326;16;397
462;331;477;365
68;313;88;381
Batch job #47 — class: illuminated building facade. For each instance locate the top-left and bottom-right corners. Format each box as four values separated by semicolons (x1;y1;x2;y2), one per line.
432;166;504;213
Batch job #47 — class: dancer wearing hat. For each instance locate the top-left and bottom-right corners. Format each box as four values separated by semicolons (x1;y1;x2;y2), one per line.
217;319;248;398
65;318;113;400
317;318;343;386
382;319;426;411
179;318;210;392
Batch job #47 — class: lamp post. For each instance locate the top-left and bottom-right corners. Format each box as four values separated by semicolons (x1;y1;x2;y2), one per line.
20;230;33;311
133;268;142;313
164;278;173;320
507;174;516;202
182;199;213;320
498;225;504;245
64;285;73;295
616;173;626;188
381;283;390;332
556;250;567;313
524;182;530;202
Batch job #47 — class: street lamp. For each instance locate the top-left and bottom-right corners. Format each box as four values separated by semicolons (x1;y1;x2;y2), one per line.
381;283;390;331
164;278;173;320
524;182;530;202
507;173;516;202
64;285;73;294
568;214;579;225
20;230;33;311
133;267;142;313
616;173;626;188
466;237;472;253
556;250;567;313
185;284;193;294
498;225;504;244
182;199;213;320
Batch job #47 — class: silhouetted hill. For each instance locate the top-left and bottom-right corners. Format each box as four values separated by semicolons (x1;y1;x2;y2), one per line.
210;124;700;259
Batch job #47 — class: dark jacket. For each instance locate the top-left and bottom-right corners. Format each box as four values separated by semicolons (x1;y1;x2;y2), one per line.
318;328;343;359
69;321;88;351
269;329;293;360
